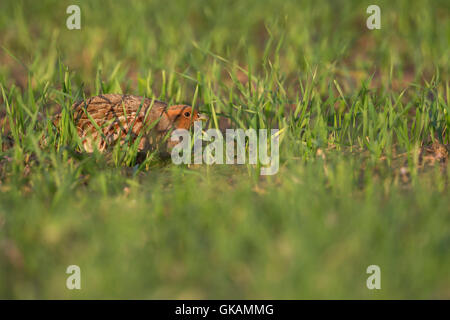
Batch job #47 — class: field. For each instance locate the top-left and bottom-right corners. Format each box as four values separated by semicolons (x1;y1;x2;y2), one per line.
0;0;449;299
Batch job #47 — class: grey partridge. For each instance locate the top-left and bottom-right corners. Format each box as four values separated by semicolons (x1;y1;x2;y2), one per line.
55;94;207;153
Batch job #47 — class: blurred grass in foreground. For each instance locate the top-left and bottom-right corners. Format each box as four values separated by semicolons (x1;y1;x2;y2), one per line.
0;0;449;298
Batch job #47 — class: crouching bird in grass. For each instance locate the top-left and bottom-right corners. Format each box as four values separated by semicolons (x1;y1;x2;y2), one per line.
54;94;208;156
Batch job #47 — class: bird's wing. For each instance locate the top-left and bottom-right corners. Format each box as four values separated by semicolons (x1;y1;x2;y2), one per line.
72;94;162;121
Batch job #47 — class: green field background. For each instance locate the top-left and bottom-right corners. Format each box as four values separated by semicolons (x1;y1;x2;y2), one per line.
0;0;449;298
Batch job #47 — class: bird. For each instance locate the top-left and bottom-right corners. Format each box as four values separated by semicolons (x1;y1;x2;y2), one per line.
54;94;207;153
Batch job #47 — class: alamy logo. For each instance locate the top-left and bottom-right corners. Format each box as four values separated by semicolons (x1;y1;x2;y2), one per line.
66;5;81;30
171;122;280;175
366;5;381;30
366;265;381;290
66;265;81;290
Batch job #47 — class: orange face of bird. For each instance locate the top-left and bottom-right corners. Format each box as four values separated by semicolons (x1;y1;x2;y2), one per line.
165;105;208;130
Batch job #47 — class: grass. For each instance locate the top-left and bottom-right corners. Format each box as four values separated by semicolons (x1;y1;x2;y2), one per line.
0;0;449;299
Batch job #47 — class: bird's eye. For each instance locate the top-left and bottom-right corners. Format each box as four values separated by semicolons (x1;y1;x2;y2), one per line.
184;111;191;117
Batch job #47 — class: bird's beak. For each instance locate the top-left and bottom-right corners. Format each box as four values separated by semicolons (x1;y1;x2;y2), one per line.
197;113;209;122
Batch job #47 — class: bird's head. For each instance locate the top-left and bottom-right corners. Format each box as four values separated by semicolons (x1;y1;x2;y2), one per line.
165;105;208;130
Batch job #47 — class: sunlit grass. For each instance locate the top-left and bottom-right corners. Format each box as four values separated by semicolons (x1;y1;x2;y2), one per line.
0;0;449;299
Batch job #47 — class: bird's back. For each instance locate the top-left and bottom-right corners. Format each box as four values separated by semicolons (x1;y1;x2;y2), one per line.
65;94;169;152
72;94;167;126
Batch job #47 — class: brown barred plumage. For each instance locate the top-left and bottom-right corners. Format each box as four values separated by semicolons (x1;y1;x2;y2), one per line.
54;94;207;152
